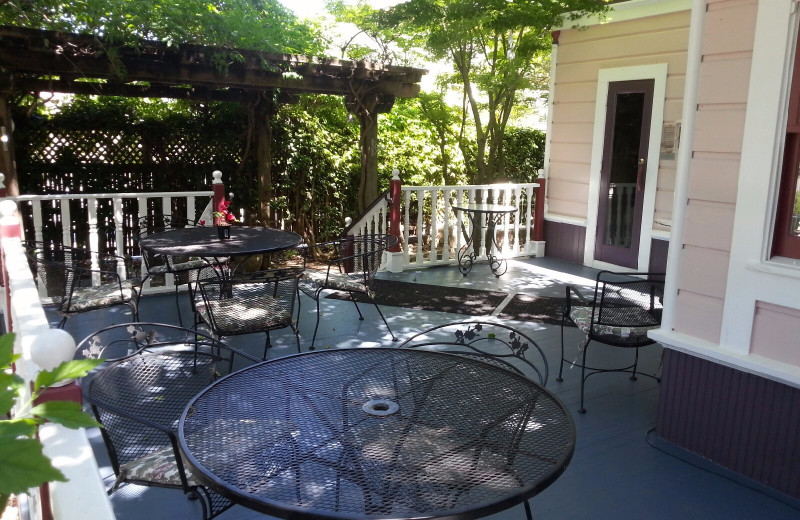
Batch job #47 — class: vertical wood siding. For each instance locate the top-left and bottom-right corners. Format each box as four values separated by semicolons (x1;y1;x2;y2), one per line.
543;220;586;264
657;349;800;499
673;0;757;343
549;11;690;222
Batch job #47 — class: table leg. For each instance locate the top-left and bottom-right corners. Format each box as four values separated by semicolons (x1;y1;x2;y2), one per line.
485;213;507;277
457;213;478;276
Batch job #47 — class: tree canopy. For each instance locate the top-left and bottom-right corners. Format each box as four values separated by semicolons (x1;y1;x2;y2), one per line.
0;0;326;55
340;0;607;183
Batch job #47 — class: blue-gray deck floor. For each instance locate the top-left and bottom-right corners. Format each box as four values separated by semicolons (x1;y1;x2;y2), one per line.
52;257;800;520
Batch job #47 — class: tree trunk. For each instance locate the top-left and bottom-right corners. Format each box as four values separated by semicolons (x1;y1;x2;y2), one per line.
358;108;378;213
0;94;19;196
255;95;273;226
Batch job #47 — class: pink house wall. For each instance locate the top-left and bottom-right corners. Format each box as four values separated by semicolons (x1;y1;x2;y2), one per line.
673;0;756;344
550;11;690;222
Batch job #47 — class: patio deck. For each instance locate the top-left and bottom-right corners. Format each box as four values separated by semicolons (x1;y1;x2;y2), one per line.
53;257;800;520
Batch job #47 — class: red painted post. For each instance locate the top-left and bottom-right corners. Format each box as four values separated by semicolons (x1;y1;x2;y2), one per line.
0;173;7;299
35;380;81;520
533;177;546;242
212;170;226;225
389;169;402;252
0;198;21;333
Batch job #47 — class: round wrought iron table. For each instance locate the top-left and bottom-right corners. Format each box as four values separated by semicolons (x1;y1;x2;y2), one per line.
451;203;517;277
138;225;302;262
178;348;575;520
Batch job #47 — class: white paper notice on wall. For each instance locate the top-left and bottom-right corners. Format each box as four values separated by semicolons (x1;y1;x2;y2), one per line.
660;121;681;160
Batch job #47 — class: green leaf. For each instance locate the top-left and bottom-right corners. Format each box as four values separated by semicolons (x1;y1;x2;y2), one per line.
0;333;16;369
0;372;24;416
34;358;104;390
30;402;102;429
0;419;37;440
0;438;66;496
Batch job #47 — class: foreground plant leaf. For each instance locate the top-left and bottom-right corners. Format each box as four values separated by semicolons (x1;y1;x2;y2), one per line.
0;438;66;495
30;402;102;429
34;358;103;390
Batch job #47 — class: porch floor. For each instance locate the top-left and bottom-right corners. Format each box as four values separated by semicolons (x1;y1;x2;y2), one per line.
54;257;800;520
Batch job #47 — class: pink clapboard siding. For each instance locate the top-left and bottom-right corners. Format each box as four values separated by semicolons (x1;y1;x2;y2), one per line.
750;302;800;366
549;10;690;221
673;0;757;343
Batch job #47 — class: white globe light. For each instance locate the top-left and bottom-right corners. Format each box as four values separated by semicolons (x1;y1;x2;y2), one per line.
30;328;77;372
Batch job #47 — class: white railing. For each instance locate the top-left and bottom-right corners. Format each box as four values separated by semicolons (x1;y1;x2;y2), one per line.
344;190;390;238
9;191;213;293
400;183;539;270
605;182;636;248
0;201;115;520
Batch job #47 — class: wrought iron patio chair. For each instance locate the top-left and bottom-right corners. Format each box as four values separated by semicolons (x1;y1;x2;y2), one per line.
298;234;398;350
135;214;221;326
77;322;260;520
195;268;302;359
23;241;140;329
558;271;665;413
398;321;549;520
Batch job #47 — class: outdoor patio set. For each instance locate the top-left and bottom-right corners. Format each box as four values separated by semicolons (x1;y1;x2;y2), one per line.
23;219;668;520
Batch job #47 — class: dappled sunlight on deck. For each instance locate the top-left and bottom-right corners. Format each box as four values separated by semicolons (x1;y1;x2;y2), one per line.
49;256;800;520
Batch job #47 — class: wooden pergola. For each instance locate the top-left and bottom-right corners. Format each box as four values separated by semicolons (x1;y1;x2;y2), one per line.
0;26;426;216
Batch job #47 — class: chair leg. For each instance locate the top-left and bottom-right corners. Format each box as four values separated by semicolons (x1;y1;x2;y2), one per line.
524;499;533;520
579;339;591;414
309;297;322;351
630;346;640;381
368;296;397;342
263;331;271;360
129;301;140;322
349;292;365;320
557;316;567;382
295;287;302;328
174;282;183;327
57;316;68;329
292;324;301;354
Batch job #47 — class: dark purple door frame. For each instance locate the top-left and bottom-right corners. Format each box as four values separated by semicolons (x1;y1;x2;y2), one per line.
595;79;655;268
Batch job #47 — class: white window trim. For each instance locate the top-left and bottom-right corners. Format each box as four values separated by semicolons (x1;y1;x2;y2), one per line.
720;0;800;356
584;64;668;271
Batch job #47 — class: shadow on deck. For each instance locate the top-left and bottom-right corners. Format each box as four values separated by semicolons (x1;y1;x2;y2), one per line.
52;257;799;520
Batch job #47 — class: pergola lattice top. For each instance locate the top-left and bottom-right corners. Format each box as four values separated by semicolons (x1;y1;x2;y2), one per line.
0;26;426;102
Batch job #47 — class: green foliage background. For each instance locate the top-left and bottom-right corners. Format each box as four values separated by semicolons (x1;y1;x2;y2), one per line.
14;95;543;242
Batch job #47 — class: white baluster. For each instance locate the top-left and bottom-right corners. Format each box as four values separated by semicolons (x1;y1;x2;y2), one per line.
87;197;100;286
187;195;197;222
137;196;150;289
525;184;533;245
430;188;439;263
416;189;424;265
32;199;44;245
442;189;452;262
403;190;411;264
161;196;174;289
113;197;126;279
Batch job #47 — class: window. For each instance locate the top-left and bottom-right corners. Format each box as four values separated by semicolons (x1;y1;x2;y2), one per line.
773;28;800;259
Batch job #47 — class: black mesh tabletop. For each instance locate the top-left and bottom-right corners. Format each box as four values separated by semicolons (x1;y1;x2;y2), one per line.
138;226;302;257
179;348;575;520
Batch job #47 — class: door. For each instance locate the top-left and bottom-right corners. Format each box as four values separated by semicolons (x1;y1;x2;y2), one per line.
595;79;654;268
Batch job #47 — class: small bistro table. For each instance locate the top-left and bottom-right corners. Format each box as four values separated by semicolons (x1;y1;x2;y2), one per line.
451;203;517;277
179;348;575;520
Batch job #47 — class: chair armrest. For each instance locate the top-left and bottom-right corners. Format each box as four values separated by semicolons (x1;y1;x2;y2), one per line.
84;395;173;435
564;285;589;314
